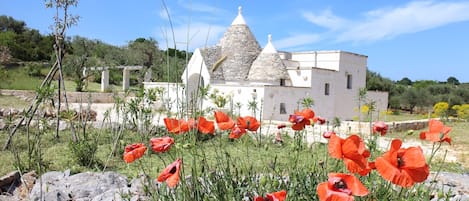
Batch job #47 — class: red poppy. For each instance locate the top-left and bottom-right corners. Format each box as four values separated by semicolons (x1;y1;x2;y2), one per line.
419;119;452;144
197;116;215;135
163;118;191;134
328;133;370;175
229;124;247;139
317;173;368;201
237;116;260;131
157;158;182;188
288;108;315;130
375;139;429;187
373;121;388;136
277;123;286;129
214;111;235;130
313;116;326;125
322;131;335;139
123;143;147;163
150;136;174;153
254;190;287;201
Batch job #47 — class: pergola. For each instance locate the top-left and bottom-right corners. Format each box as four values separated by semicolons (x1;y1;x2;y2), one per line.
83;66;152;91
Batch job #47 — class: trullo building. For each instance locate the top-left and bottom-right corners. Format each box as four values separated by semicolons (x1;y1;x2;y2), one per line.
145;6;388;121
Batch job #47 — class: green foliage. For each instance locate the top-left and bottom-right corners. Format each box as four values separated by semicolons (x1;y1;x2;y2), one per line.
397;77;413;85
366;69;393;91
300;97;314;108
447;76;460;85
0;16;54;61
68;140;99;167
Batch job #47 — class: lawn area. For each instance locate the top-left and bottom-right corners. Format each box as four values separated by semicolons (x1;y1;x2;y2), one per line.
1;64;123;92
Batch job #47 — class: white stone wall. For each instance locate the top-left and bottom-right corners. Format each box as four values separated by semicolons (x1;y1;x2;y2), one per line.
287;69;312;87
332;52;368;120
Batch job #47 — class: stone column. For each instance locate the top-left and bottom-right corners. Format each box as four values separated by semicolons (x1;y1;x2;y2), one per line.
122;68;130;91
144;69;152;82
101;69;109;92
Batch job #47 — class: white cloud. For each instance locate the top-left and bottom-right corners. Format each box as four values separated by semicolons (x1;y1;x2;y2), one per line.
157;22;226;51
337;1;469;42
302;9;347;30
274;33;321;50
298;1;469;44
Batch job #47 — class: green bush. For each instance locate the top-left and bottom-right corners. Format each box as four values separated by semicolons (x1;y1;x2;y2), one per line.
68;140;99;167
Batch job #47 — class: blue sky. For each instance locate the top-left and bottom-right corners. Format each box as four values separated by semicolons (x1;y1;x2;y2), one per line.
1;0;469;82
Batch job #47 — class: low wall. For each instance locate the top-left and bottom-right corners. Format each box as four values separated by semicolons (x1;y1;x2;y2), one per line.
0;89;128;103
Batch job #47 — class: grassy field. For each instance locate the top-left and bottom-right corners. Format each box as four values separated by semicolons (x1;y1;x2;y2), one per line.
1;65;123;92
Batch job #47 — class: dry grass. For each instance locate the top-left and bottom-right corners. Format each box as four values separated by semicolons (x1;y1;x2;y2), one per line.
0;94;29;109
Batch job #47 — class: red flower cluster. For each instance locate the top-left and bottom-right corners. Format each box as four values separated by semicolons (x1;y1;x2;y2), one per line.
288;108;315;130
214;111;260;139
157;158;182;188
123;143;147;163
150;136;174;153
372;121;388;136
317;173;368;201
375;139;429;187
164;117;215;135
328;133;372;176
254;190;287;201
420;119;452;144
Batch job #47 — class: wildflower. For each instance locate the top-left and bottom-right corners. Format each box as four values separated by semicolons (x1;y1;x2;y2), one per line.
419;119;452;144
313;116;326;125
328;133;370;175
277;123;286;129
372;121;388;136
322;131;335;139
275;131;283;144
157;158;182;188
375;139;429;187
288;108;315;130
254;190;287;201
163;118;193;134
237;116;260;131
123;143;147;163
197;116;215;135
214;111;235;130
150;136;174;153
229;124;246;139
317;173;368;201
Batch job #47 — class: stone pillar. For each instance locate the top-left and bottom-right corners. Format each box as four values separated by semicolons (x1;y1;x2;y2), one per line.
144;69;152;82
101;69;109;92
123;68;130;91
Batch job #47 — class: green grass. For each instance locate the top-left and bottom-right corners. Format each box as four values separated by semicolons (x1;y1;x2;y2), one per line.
1;65;123;92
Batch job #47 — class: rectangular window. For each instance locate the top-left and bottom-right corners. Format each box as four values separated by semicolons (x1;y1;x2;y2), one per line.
347;74;352;89
325;83;330;95
280;103;286;114
280;79;285;86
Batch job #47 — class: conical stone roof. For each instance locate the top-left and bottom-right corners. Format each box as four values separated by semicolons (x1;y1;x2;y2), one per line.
217;6;261;81
248;34;289;81
200;46;224;80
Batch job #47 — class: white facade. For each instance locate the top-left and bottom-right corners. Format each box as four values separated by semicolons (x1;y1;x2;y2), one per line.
144;7;388;122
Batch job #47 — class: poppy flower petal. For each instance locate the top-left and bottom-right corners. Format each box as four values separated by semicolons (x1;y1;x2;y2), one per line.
266;190;287;201
157;159;182;188
341;174;369;196
214;111;235;130
328;133;343;159
197;116;215;134
316;182;329;201
405;164;430;183
400;147;427;168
